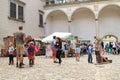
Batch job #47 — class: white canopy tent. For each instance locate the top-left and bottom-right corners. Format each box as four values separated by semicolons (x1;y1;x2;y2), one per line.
42;32;71;42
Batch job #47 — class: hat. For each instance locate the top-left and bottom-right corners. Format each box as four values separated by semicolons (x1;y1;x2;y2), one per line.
29;41;34;45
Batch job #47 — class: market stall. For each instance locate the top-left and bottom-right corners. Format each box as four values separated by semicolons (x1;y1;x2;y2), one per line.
1;36;15;56
42;32;71;43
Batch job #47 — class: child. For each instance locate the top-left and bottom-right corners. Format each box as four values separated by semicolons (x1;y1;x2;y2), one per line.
8;42;14;65
87;43;93;63
46;44;52;58
28;41;35;67
64;40;70;59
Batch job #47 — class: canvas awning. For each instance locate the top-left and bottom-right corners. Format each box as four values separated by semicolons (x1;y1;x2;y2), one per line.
42;32;71;42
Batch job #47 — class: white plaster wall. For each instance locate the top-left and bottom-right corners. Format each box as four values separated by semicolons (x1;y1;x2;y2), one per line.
46;11;68;35
71;8;96;42
99;6;120;40
0;0;4;42
46;16;52;35
0;0;22;45
0;0;44;45
21;0;44;37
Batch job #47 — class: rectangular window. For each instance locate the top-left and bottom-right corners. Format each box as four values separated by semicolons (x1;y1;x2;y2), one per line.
18;5;24;20
10;2;16;18
39;14;43;27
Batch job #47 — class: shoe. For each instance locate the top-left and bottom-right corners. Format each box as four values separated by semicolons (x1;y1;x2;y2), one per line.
22;63;25;65
90;62;93;64
76;59;79;62
54;61;58;63
59;60;62;64
19;66;24;68
16;62;18;67
19;63;24;68
12;61;14;65
59;62;61;64
29;65;32;67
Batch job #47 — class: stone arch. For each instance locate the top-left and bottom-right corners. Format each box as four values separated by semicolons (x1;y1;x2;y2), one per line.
70;7;96;42
45;9;68;23
102;34;118;46
71;7;96;20
102;34;118;41
45;9;69;35
98;4;120;18
98;4;120;39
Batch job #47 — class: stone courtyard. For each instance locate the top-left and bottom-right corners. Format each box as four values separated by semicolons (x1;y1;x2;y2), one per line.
0;54;120;80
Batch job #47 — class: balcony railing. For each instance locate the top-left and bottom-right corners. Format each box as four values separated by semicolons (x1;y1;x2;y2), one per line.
41;0;111;7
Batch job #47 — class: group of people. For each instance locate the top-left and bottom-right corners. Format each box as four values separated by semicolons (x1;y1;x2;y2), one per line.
51;36;62;64
49;35;113;64
8;26;36;68
105;42;120;55
94;36;113;64
7;26;114;68
46;35;93;64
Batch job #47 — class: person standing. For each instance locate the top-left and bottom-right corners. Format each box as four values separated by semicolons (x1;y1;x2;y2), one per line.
87;43;93;63
28;41;35;67
94;36;102;63
64;40;70;59
8;42;15;65
105;43;109;53
73;36;81;62
14;26;25;68
109;42;113;55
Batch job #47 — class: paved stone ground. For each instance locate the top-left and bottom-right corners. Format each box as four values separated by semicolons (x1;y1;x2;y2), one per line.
0;54;120;80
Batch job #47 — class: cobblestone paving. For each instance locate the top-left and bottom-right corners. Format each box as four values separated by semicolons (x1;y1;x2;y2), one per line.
0;54;120;80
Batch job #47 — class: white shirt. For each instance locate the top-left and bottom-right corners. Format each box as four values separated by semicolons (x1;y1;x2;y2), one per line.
112;42;116;48
71;40;76;49
51;39;56;48
8;46;14;54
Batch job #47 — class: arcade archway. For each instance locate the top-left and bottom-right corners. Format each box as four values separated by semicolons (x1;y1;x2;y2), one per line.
102;34;118;46
45;10;68;35
71;8;95;41
99;5;120;38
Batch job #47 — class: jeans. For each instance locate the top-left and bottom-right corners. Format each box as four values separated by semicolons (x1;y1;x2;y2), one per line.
88;54;92;63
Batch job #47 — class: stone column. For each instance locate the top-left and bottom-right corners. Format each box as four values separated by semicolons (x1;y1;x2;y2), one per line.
95;18;99;37
44;22;47;36
68;20;71;33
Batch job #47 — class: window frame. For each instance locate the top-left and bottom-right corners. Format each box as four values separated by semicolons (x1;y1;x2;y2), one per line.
18;5;24;20
8;0;25;23
10;2;16;18
38;10;44;28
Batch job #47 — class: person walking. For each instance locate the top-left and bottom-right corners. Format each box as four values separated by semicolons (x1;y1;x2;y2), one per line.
55;37;62;64
51;36;57;63
14;26;25;68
